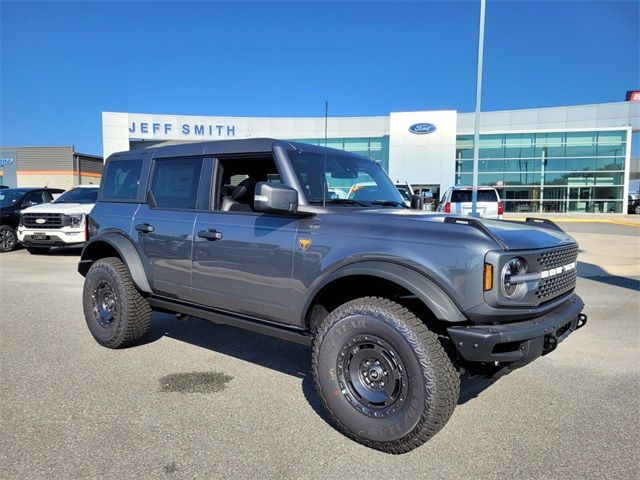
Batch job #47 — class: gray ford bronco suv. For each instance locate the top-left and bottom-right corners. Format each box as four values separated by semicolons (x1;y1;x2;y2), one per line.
79;139;586;453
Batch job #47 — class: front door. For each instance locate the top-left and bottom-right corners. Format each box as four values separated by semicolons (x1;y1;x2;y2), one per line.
192;212;297;323
190;154;297;324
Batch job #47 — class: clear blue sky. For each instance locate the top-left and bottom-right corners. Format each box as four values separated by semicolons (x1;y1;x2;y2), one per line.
1;1;638;155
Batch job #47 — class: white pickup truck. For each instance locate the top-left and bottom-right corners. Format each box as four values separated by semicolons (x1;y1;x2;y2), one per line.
18;185;99;254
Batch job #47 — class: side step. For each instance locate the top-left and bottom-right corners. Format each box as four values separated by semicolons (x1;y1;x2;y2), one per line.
148;296;313;346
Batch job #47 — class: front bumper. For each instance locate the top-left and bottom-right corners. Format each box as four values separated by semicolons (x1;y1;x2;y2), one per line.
448;294;586;367
18;229;86;247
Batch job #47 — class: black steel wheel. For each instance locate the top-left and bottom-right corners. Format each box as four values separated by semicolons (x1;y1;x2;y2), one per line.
92;279;119;329
0;226;17;252
313;297;460;454
83;257;151;348
336;334;408;418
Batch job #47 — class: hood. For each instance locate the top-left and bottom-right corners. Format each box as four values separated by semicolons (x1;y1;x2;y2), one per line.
21;202;95;215
354;209;576;251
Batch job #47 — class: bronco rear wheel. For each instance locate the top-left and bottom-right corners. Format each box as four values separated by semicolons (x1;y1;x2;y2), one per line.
312;297;460;454
82;257;151;348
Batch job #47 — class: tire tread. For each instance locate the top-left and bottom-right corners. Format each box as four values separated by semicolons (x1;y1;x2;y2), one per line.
312;296;460;454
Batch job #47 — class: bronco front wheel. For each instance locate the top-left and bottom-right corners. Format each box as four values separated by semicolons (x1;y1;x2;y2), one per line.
312;297;460;453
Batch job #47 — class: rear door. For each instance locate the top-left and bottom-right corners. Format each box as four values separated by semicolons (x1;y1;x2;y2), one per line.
133;156;205;301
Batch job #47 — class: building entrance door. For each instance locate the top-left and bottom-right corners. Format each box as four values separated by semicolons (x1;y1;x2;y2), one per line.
568;186;591;212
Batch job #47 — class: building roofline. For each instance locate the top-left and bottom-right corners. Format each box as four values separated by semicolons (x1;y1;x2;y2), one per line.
103;101;635;121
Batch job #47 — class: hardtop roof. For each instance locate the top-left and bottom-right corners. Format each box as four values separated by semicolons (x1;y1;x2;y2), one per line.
109;138;368;161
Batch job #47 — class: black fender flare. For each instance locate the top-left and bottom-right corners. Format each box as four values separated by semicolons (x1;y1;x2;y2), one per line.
78;232;152;293
304;260;467;323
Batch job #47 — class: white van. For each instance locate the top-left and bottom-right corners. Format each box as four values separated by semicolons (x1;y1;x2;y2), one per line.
437;186;503;220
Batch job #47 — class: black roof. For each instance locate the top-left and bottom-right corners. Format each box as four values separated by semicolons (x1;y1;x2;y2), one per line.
111;137;365;161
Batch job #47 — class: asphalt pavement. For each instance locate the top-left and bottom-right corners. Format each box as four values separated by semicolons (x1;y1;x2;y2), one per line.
1;222;639;479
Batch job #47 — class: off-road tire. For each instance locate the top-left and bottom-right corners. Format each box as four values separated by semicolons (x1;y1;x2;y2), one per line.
26;246;51;255
0;225;17;252
312;297;460;454
83;257;152;348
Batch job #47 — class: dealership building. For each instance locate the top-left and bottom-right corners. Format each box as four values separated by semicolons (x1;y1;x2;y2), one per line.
0;146;103;189
103;100;639;214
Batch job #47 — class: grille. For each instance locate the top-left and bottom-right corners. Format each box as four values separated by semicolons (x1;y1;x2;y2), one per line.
22;213;64;229
537;244;579;270
535;269;577;300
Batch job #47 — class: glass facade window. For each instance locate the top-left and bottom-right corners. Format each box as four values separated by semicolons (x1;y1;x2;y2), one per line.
455;130;627;213
291;136;390;172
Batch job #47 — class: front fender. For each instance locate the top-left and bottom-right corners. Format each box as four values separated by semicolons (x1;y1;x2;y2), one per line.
78;232;152;293
304;260;467;323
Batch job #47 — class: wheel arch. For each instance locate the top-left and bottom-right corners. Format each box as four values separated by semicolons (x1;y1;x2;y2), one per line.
78;233;152;293
303;261;466;332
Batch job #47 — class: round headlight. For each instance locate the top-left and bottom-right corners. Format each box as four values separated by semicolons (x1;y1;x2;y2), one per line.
501;257;528;300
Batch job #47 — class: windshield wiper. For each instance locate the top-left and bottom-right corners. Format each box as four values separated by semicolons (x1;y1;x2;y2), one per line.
327;199;372;207
370;200;408;208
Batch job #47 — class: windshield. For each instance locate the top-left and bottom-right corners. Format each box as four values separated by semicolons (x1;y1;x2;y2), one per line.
0;190;27;208
288;150;405;207
54;188;98;204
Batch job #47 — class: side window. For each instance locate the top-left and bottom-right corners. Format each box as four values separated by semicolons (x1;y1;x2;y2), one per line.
103;159;142;200
216;156;280;211
24;191;46;206
150;157;203;210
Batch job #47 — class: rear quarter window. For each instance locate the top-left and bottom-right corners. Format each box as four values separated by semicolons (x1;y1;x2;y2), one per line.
102;159;142;200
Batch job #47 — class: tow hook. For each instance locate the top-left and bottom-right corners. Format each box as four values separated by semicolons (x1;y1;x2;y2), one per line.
576;313;588;330
543;335;558;353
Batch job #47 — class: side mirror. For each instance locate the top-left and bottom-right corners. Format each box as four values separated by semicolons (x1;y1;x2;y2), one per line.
23;200;38;208
410;195;424;210
254;182;298;214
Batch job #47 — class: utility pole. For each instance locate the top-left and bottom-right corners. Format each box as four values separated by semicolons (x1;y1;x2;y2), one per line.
471;0;486;217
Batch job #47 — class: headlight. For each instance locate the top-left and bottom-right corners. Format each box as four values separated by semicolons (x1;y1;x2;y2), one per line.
501;257;528;300
69;214;85;228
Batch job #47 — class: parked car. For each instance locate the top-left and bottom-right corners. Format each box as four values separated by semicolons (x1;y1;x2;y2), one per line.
18;185;99;254
79;139;586;453
394;181;414;207
437;186;504;219
0;187;64;252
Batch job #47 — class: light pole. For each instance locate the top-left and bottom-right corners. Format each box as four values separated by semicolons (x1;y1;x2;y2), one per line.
471;0;486;217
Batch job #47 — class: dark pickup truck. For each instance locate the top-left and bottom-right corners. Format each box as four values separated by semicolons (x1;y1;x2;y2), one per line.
78;139;586;453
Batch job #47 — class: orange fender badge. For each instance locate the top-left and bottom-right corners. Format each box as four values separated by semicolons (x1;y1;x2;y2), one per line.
298;238;312;250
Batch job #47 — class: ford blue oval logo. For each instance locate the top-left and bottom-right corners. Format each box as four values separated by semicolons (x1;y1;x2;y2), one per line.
408;123;437;135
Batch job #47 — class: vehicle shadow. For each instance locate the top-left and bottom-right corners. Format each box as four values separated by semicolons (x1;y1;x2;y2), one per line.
143;312;312;378
578;262;640;291
143;312;496;424
47;246;83;256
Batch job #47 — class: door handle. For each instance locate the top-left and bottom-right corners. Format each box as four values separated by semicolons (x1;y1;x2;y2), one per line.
197;229;223;241
135;223;155;233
